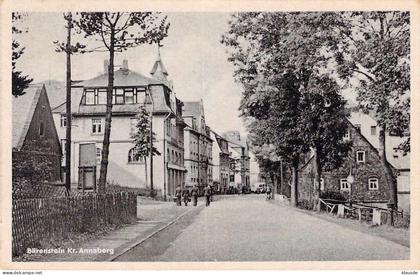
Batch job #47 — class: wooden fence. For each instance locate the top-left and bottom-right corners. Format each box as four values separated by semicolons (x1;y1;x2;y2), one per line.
319;198;409;227
12;192;137;256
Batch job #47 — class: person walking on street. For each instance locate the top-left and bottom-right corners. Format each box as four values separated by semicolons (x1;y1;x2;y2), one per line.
182;188;190;206
191;185;199;206
266;184;272;200
204;184;212;207
175;185;182;206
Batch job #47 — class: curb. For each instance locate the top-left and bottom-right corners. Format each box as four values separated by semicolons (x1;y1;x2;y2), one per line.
107;206;201;261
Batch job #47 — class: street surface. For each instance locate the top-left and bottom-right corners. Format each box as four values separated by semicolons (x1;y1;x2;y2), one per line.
115;194;409;261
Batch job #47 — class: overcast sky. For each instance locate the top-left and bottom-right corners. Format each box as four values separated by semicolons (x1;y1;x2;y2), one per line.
14;12;247;135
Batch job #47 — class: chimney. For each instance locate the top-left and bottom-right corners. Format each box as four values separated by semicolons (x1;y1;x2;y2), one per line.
104;59;109;74
122;59;128;70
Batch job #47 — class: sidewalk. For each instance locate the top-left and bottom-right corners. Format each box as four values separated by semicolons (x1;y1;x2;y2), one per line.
18;196;202;262
269;196;410;247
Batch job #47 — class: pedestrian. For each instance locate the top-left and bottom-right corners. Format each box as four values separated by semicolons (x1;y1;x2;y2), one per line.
266;185;272;200
204;184;212;207
191;184;199;206
175;184;182;206
182;188;190;206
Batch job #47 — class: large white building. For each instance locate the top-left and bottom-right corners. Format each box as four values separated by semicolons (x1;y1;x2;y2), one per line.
52;55;187;198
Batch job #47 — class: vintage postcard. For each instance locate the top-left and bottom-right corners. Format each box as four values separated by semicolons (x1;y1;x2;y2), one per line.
0;0;419;271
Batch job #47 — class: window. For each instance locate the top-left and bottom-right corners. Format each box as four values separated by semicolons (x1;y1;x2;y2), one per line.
92;119;103;134
371;126;377;135
85;89;95;105
356;151;365;163
128;148;143;163
137;89;146;104
230;175;235;182
60;114;67;127
97;89;107;104
39;121;44;136
313;177;324;191
96;147;101;164
115;88;124;104
343;129;351;140
368;178;379;190
124;90;135;104
340;178;349;191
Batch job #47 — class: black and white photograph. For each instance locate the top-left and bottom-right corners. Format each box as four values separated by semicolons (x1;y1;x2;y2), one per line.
1;0;419;271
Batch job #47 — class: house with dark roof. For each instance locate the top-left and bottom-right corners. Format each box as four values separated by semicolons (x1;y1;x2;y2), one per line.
12;84;62;187
51;54;187;198
296;113;406;211
182;100;213;191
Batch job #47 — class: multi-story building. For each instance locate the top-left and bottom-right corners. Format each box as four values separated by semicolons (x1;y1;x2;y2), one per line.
52;55;187;198
211;131;230;193
223;131;251;190
183;101;213;191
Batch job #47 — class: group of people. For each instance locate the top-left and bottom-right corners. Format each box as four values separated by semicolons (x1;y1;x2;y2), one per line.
174;184;213;207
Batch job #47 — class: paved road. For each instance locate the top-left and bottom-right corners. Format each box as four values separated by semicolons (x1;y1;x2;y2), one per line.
116;194;409;262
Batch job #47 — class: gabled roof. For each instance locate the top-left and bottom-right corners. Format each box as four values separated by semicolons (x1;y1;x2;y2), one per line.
37;80;66;109
12;85;44;149
78;68;162;88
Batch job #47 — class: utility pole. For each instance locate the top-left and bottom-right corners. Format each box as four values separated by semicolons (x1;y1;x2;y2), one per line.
148;90;155;198
65;12;72;194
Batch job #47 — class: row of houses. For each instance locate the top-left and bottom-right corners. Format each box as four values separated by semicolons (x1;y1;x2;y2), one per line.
12;52;252;199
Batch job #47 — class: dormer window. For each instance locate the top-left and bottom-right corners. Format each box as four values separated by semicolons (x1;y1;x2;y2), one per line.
85;89;95;105
83;87;146;105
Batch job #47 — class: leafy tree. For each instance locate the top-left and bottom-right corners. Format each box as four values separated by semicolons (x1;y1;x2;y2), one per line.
131;105;161;190
222;12;350;207
299;75;351;210
73;12;169;193
12;12;33;97
335;12;410;209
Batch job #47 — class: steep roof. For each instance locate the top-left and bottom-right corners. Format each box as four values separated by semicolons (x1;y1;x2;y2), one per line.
78;68;162;88
12;85;44;149
150;49;168;78
348;111;410;170
37;80;66;109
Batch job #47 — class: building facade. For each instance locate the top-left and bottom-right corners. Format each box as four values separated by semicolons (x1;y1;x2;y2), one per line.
297;119;392;209
211;131;230;193
52;56;186;198
183;101;213;191
223;131;251;191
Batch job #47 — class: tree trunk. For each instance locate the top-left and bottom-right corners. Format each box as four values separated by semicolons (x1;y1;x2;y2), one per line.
290;160;299;207
313;148;322;212
279;159;284;196
379;123;398;209
65;12;72;195
98;27;115;193
144;156;148;189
